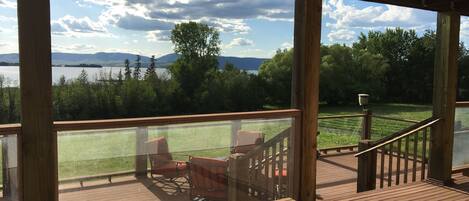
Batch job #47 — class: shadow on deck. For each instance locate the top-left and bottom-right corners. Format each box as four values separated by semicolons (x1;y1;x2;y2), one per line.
57;150;464;201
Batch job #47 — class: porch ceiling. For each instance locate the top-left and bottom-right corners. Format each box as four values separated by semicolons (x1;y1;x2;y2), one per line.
362;0;469;16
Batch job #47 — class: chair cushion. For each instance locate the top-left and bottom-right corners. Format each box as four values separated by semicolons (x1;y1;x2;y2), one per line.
233;131;264;154
146;137;172;161
188;156;228;200
274;169;288;177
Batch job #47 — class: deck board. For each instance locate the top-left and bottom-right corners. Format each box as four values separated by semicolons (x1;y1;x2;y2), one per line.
55;151;467;201
328;174;469;201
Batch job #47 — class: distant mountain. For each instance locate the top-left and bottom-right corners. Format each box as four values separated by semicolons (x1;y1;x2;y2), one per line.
0;52;267;71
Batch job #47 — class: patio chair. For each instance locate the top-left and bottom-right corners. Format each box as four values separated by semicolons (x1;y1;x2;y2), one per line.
188;156;228;201
231;130;265;154
146;137;188;192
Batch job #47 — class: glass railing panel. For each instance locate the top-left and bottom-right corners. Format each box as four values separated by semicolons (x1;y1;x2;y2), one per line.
0;134;18;201
453;106;469;167
58;114;298;201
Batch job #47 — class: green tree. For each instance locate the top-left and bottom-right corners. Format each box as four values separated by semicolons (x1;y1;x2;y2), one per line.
353;28;422;102
145;55;158;80
124;59;131;80
169;22;221;111
133;55;142;79
259;49;293;106
320;45;388;104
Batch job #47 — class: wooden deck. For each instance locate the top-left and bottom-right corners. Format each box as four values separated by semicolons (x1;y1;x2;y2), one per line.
328;173;469;200
55;151;465;201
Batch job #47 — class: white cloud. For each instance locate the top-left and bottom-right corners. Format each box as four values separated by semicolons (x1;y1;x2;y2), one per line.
281;42;293;49
0;15;15;22
0;0;16;9
225;38;254;48
51;15;110;37
461;17;469;40
116;15;174;31
52;44;97;53
323;0;436;43
328;29;356;42
146;30;171;42
83;0;293;35
75;0;92;8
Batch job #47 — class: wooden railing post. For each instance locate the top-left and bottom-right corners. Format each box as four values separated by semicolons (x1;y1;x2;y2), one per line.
228;153;249;201
135;127;148;178
231;120;242;150
2;136;10;197
357;140;377;192
362;110;372;140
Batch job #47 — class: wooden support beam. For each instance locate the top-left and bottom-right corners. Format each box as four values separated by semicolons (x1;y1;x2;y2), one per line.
135;127;148;177
292;0;322;200
429;12;460;183
361;0;469;16
357;140;377;192
17;0;56;200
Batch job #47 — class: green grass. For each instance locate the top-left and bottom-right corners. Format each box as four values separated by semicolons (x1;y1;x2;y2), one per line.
2;103;441;182
317;103;432;148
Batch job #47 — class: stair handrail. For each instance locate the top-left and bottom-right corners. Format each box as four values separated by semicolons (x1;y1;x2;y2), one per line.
354;117;441;157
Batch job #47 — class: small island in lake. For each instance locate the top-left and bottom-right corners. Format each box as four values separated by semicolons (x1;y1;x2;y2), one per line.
0;62;19;66
54;64;103;68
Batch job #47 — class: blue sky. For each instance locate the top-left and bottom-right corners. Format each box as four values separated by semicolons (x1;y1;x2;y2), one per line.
0;0;468;58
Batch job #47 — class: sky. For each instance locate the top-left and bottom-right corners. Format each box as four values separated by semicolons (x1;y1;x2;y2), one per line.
0;0;468;58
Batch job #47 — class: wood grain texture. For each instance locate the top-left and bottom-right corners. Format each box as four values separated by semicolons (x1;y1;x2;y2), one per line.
54;109;300;131
17;0;57;200
429;12;460;183
292;0;323;200
361;0;469;16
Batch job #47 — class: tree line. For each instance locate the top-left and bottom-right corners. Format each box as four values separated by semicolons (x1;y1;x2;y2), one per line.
0;24;468;123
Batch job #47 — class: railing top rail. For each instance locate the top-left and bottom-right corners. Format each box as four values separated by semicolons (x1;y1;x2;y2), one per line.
54;109;301;132
372;115;420;124
0;123;21;135
456;101;469;107
318;114;365;120
354;117;441;157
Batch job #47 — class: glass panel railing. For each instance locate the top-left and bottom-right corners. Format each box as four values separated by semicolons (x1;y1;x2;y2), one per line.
453;103;469;167
0;134;18;201
57;110;299;201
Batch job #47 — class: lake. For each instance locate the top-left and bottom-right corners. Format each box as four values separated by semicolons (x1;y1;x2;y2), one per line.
0;66;170;86
0;66;258;86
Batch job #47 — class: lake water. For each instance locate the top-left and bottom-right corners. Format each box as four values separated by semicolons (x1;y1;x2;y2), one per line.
0;66;258;86
0;66;171;86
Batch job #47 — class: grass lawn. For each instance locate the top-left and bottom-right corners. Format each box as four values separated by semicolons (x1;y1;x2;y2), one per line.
9;103;441;181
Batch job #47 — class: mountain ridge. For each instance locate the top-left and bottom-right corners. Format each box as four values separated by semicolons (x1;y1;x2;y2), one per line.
0;52;267;71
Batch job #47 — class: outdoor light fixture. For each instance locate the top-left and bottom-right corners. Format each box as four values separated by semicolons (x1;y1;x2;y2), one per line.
358;94;369;110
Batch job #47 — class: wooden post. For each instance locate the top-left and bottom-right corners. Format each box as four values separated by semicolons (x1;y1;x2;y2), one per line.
292;0;322;200
135;127;148;177
429;12;460;183
362;110;372;140
357;140;377;192
17;0;56;200
231;120;242;150
228;153;249;201
2;137;10;197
